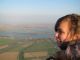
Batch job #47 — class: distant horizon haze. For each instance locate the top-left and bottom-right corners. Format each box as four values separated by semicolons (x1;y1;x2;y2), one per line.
0;0;80;24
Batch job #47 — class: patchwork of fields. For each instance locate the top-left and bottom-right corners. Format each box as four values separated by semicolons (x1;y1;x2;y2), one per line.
0;38;58;60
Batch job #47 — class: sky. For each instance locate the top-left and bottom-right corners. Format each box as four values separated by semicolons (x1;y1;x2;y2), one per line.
0;0;80;24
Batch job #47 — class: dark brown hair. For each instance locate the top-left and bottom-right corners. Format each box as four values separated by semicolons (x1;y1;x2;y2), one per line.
55;14;80;39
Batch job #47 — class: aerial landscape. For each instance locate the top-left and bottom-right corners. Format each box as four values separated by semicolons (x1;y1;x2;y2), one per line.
0;24;58;60
0;0;79;60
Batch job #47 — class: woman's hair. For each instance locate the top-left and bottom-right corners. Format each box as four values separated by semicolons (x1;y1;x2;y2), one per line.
55;14;80;39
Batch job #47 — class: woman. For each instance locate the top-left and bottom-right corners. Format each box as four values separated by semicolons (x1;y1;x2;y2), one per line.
47;14;80;60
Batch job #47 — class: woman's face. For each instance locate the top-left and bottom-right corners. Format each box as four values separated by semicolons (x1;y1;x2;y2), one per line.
55;21;71;46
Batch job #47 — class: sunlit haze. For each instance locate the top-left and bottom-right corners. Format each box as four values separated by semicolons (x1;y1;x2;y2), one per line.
0;0;80;24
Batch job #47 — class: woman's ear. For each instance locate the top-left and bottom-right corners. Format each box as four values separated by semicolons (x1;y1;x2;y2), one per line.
76;34;80;39
72;34;79;40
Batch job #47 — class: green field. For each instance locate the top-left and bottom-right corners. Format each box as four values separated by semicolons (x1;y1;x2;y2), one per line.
0;38;11;45
0;38;58;60
24;39;58;54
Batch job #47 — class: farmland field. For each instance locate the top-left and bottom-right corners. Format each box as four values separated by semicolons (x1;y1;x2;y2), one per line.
0;38;58;60
0;52;18;60
0;38;12;45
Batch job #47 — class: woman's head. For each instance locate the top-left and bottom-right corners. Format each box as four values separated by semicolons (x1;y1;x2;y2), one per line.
54;14;80;48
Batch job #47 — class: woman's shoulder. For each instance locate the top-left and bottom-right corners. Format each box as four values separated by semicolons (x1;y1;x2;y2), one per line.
46;50;67;60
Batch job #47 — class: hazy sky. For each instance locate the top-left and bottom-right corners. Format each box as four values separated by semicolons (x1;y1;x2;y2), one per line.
0;0;80;24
